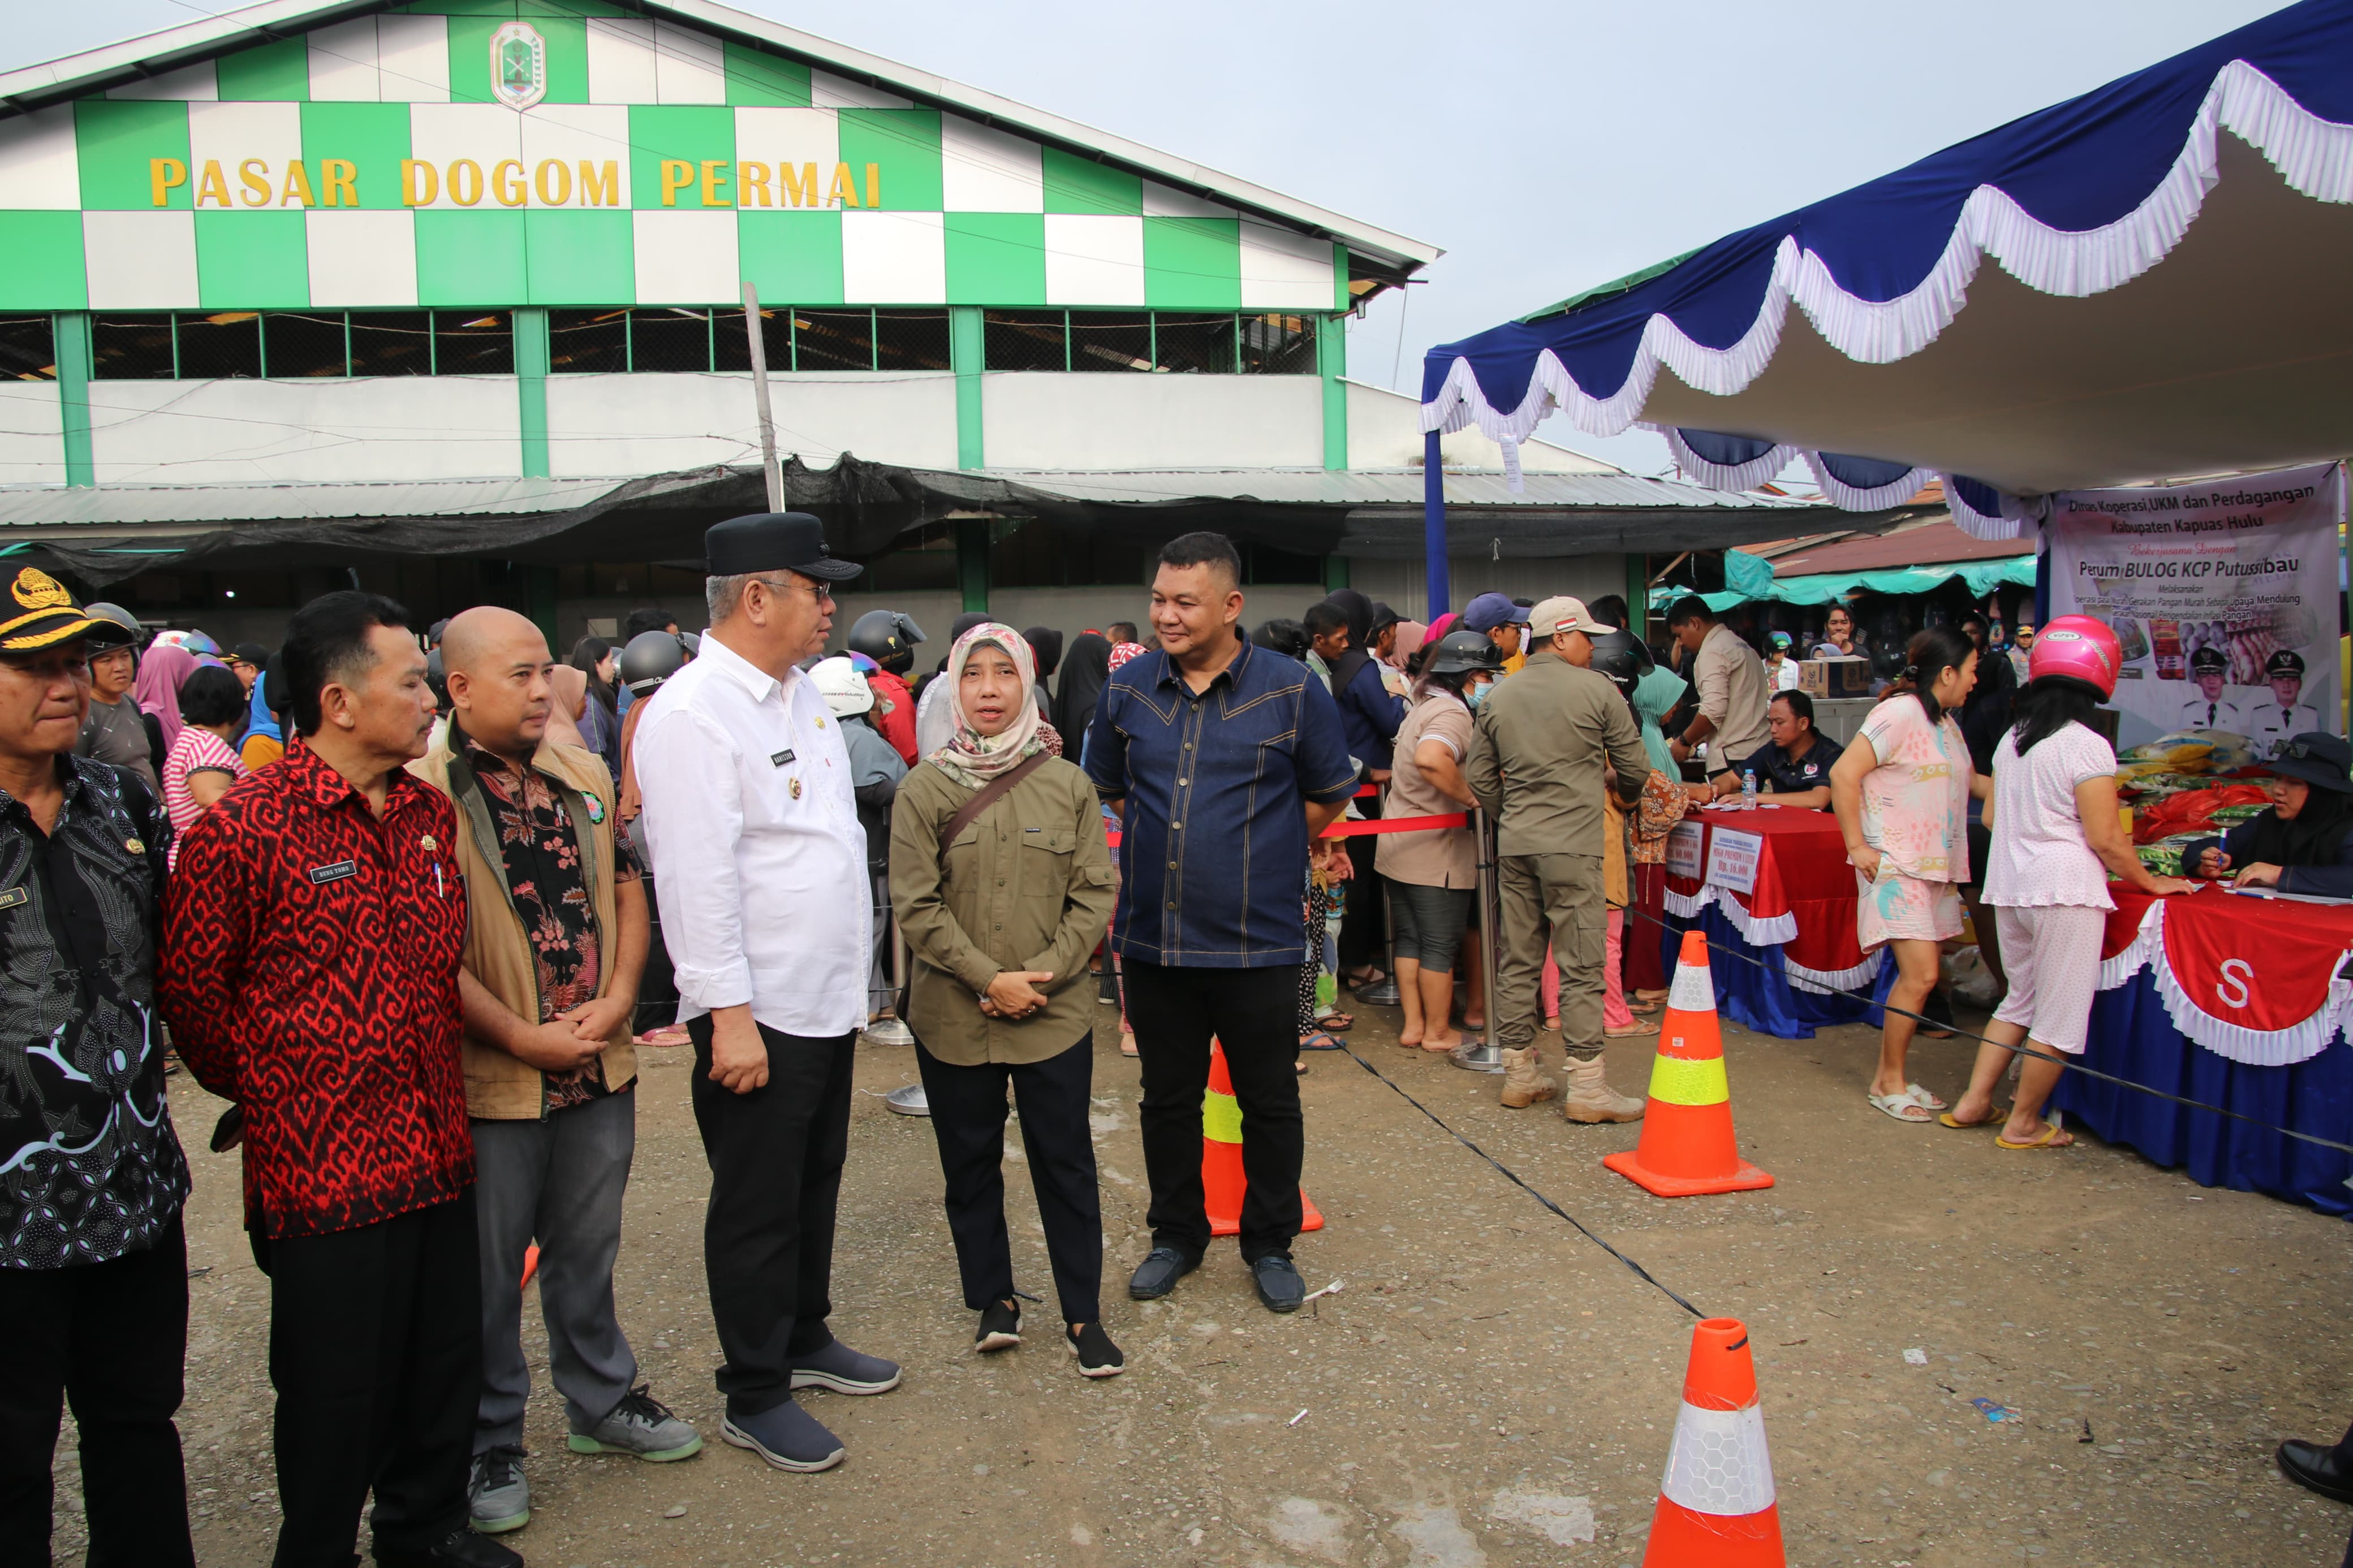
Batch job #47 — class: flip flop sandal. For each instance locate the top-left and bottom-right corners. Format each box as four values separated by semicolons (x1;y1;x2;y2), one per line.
1299;1031;1346;1050
1904;1082;1949;1112
1318;1012;1356;1031
1344;967;1389;991
1118;1033;1138;1058
1937;1104;2009;1129
1995;1122;2075;1151
1867;1090;1937;1123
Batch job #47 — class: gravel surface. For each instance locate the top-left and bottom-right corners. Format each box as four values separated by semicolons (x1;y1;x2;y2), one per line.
49;993;2353;1566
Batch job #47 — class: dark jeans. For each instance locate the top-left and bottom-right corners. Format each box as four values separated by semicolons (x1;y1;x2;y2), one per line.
1123;959;1304;1264
686;1016;854;1415
0;1216;193;1568
254;1193;480;1567
916;1032;1103;1325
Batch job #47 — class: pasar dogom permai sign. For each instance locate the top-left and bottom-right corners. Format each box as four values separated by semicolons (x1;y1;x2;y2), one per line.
143;156;883;210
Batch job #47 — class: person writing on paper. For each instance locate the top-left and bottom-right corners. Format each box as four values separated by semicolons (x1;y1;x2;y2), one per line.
1943;618;2192;1150
2184;731;2353;897
1712;690;1843;810
1829;626;1992;1125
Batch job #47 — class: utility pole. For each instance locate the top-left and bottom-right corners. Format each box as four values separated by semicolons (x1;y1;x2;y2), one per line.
742;281;783;511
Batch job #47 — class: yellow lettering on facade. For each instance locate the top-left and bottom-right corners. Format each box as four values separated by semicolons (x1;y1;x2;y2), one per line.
535;159;571;206
320;159;356;207
402;159;438;206
866;162;880;209
828;161;859;208
149;158;186;207
700;159;730;208
779;162;818;208
239;158;272;207
659;159;693;206
196;160;231;208
447;159;484;207
738;162;771;207
491;159;527;208
577;160;618;206
279;160;317;208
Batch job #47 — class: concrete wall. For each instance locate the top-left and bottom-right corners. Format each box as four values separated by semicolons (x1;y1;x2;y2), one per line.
980;373;1323;470
82;377;521;484
0;385;66;485
1344;379;1613;474
545;371;960;477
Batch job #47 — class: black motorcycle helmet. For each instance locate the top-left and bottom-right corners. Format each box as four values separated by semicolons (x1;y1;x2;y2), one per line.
1424;629;1506;677
846;609;924;676
1587;627;1656;696
618;629;687;696
424;646;448;712
81;601;142;653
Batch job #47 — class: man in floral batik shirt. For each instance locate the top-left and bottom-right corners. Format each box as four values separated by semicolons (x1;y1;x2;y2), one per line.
414;608;699;1544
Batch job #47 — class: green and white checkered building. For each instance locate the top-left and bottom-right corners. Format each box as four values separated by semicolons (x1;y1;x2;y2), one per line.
0;0;1754;639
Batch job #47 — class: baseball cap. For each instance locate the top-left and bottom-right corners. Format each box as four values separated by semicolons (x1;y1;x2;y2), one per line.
0;568;100;653
1463;592;1531;633
1528;595;1615;638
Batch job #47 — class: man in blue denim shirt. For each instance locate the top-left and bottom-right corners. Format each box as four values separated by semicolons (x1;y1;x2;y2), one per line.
1085;533;1356;1314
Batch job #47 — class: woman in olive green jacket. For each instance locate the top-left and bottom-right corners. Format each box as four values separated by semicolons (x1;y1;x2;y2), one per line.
890;622;1122;1375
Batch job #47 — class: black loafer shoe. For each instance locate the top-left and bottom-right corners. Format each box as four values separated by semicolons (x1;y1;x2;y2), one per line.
2279;1439;2353;1505
374;1527;523;1568
1250;1253;1306;1314
1126;1246;1198;1300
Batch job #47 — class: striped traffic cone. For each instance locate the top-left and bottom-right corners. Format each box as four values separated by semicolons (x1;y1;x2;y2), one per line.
1203;1041;1324;1238
1639;1316;1785;1566
1602;930;1773;1196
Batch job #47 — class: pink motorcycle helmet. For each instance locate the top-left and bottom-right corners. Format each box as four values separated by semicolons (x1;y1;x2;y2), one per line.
2028;614;2122;699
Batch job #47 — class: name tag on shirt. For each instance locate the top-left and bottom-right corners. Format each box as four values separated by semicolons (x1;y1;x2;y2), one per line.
0;887;25;910
771;749;796;767
307;859;359;885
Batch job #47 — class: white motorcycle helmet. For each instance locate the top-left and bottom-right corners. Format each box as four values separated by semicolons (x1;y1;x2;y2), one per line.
810;655;873;719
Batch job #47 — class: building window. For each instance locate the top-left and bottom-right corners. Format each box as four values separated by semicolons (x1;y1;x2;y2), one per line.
0;316;58;381
88;310;512;379
981;310;1321;374
545;306;951;374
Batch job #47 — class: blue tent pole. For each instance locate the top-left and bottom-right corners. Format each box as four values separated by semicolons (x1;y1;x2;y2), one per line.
2033;519;2052;627
1423;429;1449;618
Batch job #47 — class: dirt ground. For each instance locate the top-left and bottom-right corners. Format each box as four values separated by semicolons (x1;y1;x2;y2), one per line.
48;987;2353;1567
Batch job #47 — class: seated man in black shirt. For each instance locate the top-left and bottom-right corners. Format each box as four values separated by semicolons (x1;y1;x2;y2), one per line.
1714;689;1843;809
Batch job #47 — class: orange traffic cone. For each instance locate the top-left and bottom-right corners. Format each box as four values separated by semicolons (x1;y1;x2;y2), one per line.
1203;1040;1324;1237
1603;930;1773;1196
1639;1317;1785;1566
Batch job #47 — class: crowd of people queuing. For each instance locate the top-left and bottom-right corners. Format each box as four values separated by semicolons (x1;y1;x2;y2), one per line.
13;526;2353;1565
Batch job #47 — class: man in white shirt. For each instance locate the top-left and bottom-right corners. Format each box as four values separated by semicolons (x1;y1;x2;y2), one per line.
634;512;902;1478
2175;647;2242;732
2249;648;2322;759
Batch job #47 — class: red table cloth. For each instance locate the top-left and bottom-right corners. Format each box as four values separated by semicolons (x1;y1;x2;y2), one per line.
1664;805;1873;994
2098;887;2353;1066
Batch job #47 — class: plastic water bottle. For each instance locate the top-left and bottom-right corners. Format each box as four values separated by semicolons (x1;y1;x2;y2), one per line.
1741;768;1758;811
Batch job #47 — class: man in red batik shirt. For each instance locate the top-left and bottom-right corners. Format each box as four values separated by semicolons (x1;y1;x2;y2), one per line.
160;591;519;1568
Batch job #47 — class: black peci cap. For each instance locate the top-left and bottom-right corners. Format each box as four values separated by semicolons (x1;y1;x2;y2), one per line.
705;512;863;582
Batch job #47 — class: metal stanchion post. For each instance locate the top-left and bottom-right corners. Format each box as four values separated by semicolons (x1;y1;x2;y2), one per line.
1451;805;1505;1073
1355;781;1402;1007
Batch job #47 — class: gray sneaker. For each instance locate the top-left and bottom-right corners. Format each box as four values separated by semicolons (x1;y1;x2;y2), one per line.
467;1445;529;1535
567;1384;703;1461
788;1339;903;1396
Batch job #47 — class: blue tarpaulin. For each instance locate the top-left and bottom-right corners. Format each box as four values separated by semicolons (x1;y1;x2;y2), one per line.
1421;0;2353;534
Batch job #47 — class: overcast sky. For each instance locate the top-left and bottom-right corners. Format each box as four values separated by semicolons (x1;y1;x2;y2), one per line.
13;0;2290;472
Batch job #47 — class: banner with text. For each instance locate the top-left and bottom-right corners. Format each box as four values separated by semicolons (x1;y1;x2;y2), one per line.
2050;462;2345;755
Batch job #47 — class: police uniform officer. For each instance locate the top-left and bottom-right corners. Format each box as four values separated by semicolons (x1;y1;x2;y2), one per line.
2175;646;2242;732
2250;649;2321;759
1466;595;1654;1122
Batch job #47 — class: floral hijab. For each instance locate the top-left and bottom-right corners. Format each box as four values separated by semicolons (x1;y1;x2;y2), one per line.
927;621;1046;789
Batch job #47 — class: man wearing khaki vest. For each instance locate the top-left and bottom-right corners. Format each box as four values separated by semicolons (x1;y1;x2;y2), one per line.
415;608;699;1541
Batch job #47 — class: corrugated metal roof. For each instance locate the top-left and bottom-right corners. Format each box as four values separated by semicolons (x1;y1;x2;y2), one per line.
972;469;1823;511
0;476;629;530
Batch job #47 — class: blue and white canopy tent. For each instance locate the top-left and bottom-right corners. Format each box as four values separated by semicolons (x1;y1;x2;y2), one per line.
1417;0;2353;608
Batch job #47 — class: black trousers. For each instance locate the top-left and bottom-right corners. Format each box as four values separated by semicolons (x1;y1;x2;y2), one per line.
1337;834;1387;971
686;1016;854;1415
634;871;680;1035
1123;960;1304;1264
0;1216;193;1568
915;1031;1103;1325
254;1193;479;1567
